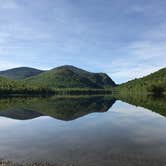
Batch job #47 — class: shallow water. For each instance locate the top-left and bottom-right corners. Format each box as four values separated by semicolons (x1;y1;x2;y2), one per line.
0;96;166;166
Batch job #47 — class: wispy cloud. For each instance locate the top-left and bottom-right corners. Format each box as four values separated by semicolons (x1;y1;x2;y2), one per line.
110;65;162;83
84;26;166;83
105;22;166;83
0;0;165;83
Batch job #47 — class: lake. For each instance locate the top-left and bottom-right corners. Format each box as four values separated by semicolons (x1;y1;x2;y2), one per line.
0;95;166;166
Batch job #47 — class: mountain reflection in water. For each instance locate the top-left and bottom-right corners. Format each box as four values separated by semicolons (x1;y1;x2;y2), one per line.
0;95;165;166
0;96;116;121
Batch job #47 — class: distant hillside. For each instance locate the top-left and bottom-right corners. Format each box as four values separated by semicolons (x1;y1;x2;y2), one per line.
116;68;166;94
0;76;19;89
25;65;116;89
0;75;55;95
0;65;165;95
0;67;44;80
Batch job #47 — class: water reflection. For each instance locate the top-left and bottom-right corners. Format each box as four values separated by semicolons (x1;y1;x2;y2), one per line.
116;94;166;117
0;96;116;120
0;95;165;166
0;94;165;120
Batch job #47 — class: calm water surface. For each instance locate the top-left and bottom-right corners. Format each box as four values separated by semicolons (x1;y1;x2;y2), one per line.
0;96;165;166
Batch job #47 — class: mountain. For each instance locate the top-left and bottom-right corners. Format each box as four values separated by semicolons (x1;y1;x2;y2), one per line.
0;65;165;95
116;67;166;94
0;67;44;80
25;65;116;89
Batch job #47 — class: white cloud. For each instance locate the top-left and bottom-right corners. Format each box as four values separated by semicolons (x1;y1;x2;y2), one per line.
128;41;166;61
108;23;166;83
110;65;162;83
0;0;165;84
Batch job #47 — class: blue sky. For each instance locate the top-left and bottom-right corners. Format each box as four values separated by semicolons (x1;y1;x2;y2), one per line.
0;0;166;83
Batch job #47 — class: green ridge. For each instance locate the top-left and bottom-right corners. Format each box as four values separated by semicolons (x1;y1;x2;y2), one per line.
115;67;166;95
0;67;44;80
25;65;116;89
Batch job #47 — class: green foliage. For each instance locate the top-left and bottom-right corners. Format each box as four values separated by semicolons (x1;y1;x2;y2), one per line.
0;65;116;95
0;66;165;95
0;76;114;95
115;68;166;95
0;76;54;95
147;84;164;95
25;65;116;89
